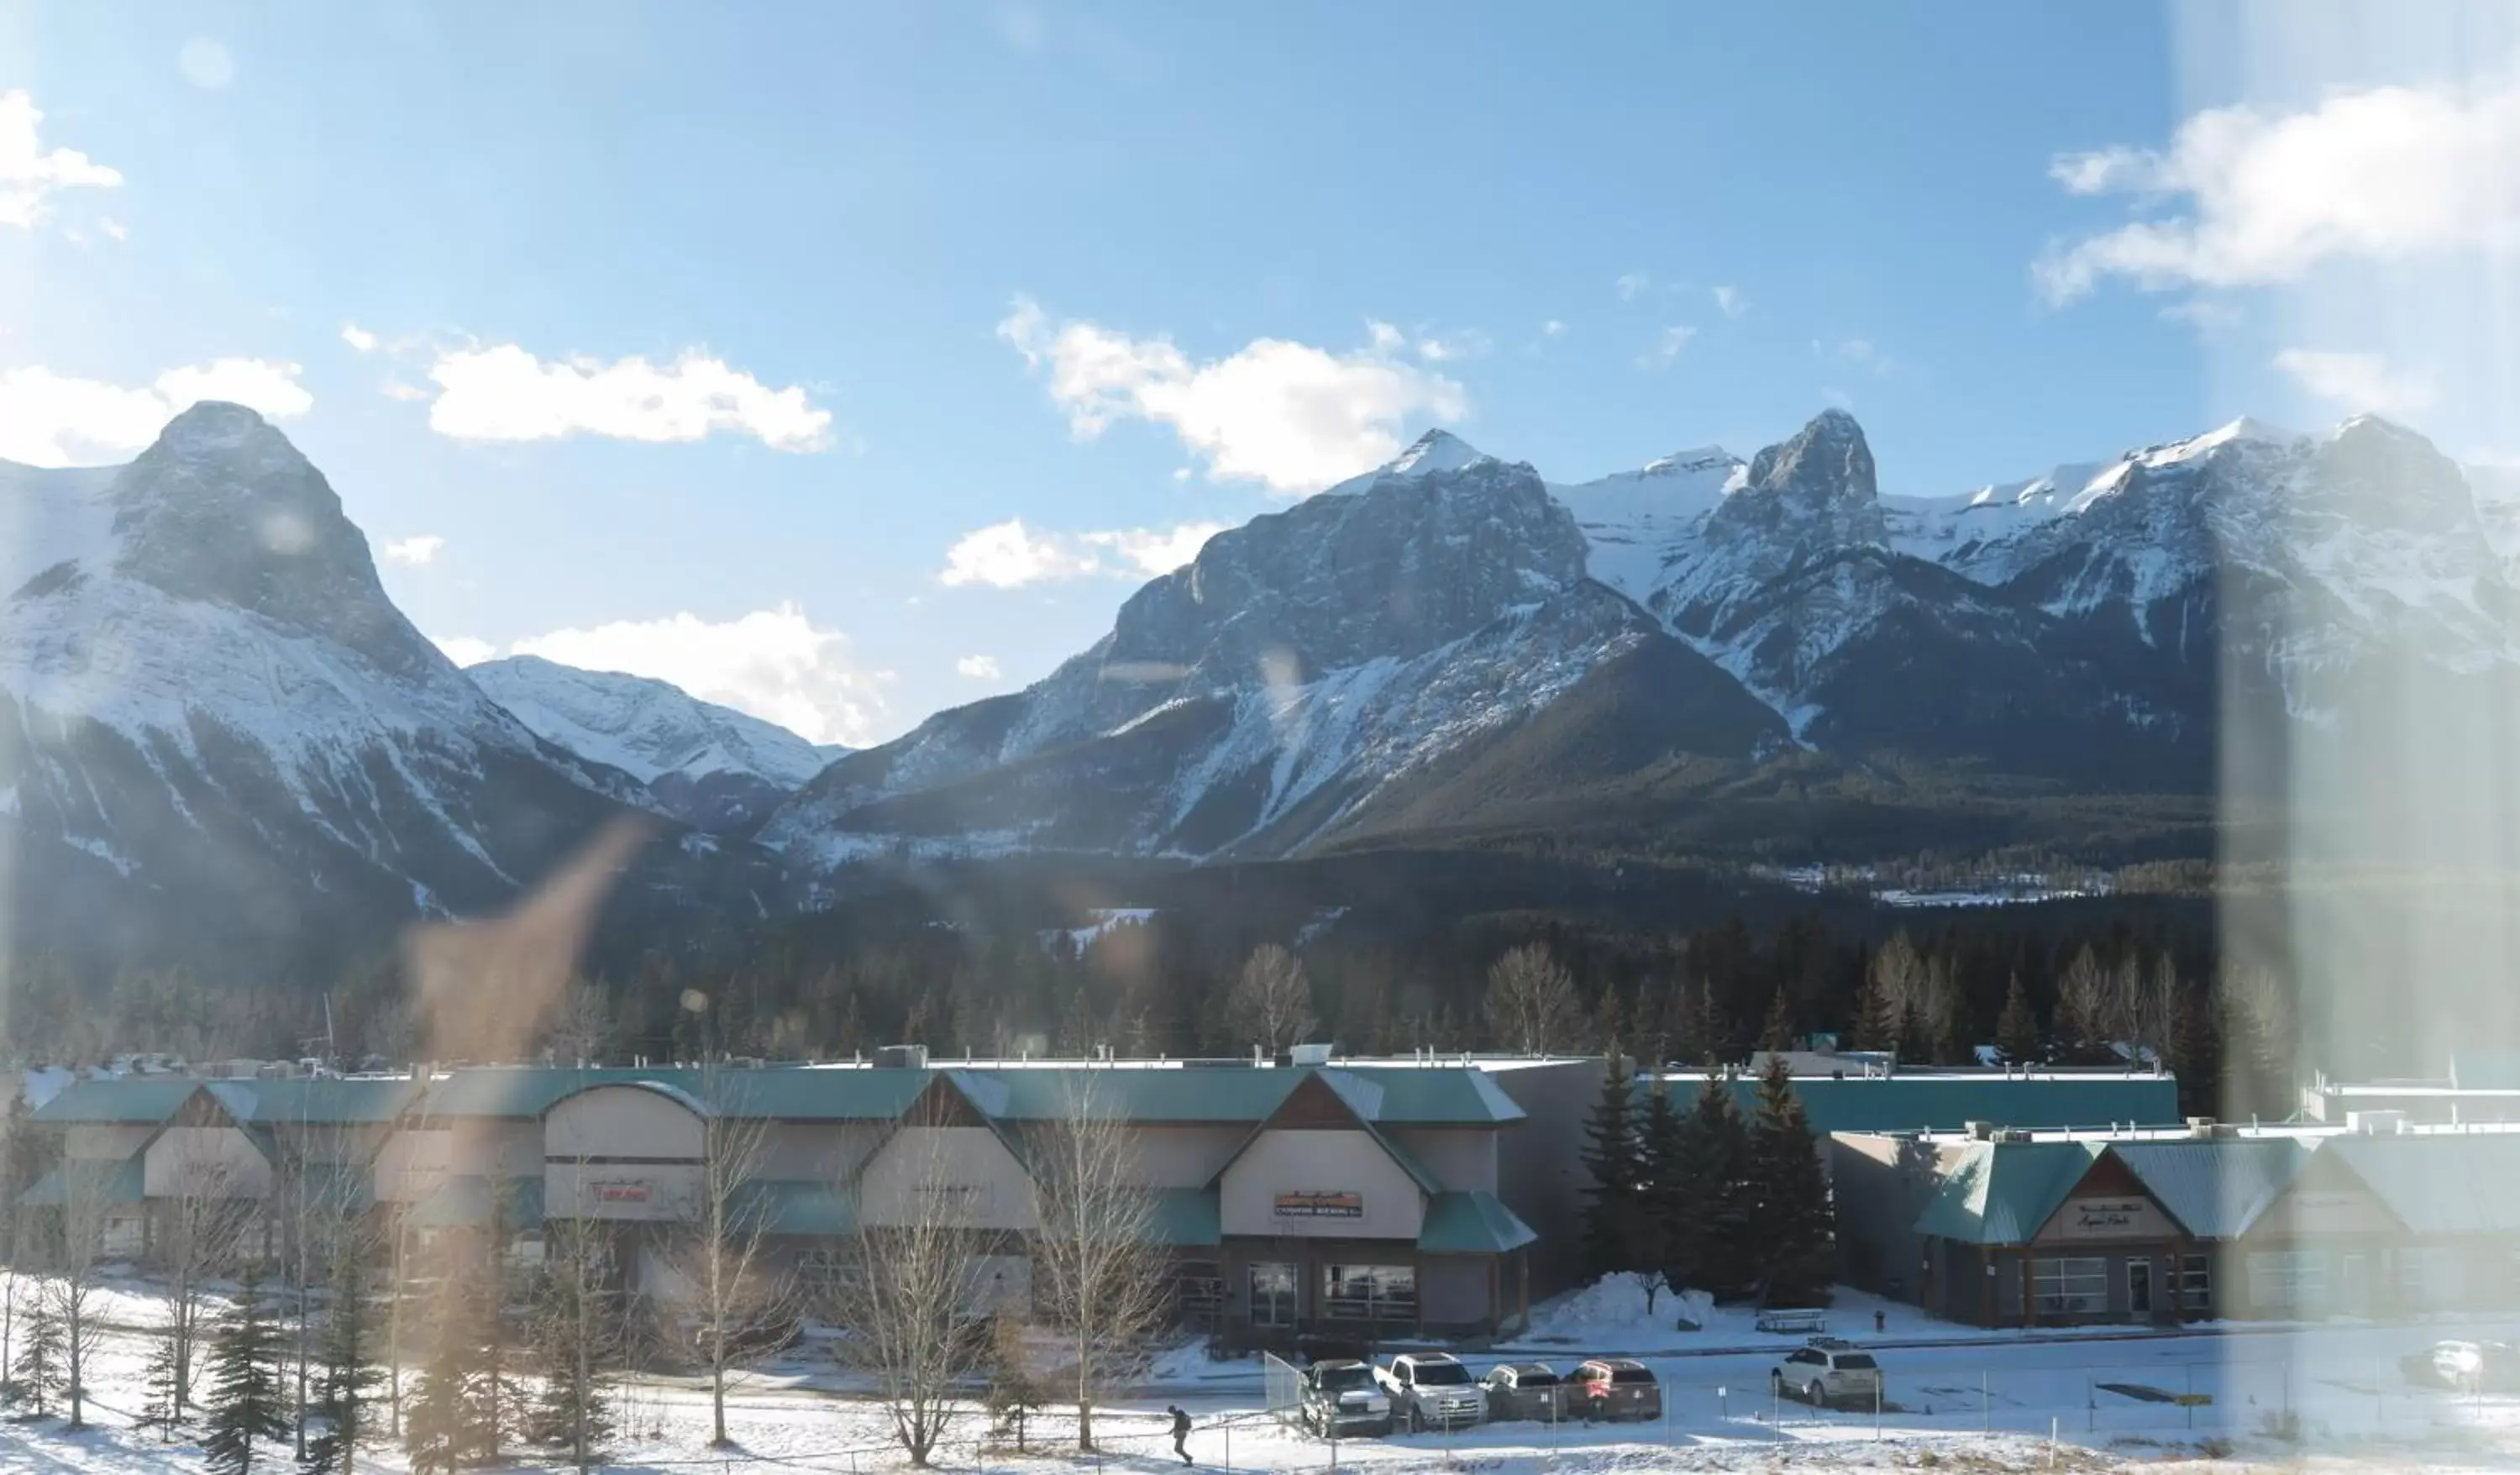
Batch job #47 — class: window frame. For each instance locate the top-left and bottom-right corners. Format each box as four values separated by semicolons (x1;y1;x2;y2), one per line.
2032;1255;2109;1316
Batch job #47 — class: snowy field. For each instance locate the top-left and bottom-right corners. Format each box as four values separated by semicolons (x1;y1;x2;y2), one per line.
9;1268;2520;1472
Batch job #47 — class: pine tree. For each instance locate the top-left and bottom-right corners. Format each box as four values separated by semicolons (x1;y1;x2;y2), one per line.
403;1257;492;1475
981;1309;1045;1452
527;1222;618;1471
203;1274;290;1475
2169;985;2223;1121
142;1331;188;1440
302;1245;381;1475
1576;1054;1645;1280
1676;1069;1754;1299
1995;973;2042;1064
1758;987;1796;1052
13;1288;62;1418
1746;1057;1835;1308
1849;973;1901;1053
1635;1080;1686;1309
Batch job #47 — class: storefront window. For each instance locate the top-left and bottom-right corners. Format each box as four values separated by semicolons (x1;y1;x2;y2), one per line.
2031;1257;2107;1315
2179;1253;2212;1310
1322;1263;1416;1322
2401;1247;2456;1307
2246;1250;2323;1309
1250;1262;1297;1328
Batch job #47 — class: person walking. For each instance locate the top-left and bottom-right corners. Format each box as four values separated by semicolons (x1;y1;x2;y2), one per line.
1168;1405;1194;1465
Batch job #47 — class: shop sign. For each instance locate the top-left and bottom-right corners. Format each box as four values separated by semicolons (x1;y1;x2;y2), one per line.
593;1182;651;1204
1274;1189;1363;1220
2050;1195;2169;1239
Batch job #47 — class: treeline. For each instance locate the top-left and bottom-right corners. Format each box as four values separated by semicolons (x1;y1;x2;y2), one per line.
0;899;2302;1114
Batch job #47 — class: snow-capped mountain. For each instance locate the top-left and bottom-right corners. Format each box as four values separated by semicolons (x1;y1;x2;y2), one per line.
0;403;769;973
470;655;844;832
758;444;1786;865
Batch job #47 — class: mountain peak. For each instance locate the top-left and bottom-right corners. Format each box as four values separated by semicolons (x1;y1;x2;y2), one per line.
1746;407;1877;506
1387;428;1489;477
155;400;281;456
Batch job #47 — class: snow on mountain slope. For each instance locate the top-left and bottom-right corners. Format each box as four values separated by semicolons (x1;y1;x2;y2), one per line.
759;453;1785;866
470;654;843;831
1551;446;1746;606
0;403;765;973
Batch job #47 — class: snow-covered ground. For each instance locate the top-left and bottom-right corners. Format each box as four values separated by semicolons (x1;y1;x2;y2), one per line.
12;1266;2520;1472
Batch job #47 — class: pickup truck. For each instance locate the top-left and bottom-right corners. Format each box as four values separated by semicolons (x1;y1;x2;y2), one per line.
1375;1352;1487;1432
1299;1359;1393;1436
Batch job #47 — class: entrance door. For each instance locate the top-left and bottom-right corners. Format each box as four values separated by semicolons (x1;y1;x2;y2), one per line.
1250;1262;1297;1329
2339;1253;2370;1316
2127;1259;2153;1319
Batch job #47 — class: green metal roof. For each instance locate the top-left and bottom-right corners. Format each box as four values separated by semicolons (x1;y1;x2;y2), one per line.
1652;1074;2181;1137
407;1175;544;1230
1420;1190;1538;1254
22;1157;146;1207
1914;1141;2105;1245
2320;1132;2520;1234
2109;1139;2308;1240
1149;1188;1221;1247
34;1077;206;1124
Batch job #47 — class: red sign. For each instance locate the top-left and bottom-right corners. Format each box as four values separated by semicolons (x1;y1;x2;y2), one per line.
1274;1190;1363;1220
594;1183;650;1204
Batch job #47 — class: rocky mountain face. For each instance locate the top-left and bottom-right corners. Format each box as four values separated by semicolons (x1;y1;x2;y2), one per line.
757;449;1788;866
470;655;843;832
0;403;773;975
766;407;2520;869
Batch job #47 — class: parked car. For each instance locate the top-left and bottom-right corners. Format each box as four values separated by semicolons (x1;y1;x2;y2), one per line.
2404;1339;2520;1392
1770;1339;1883;1409
1569;1357;1662;1421
1376;1352;1488;1431
1478;1362;1565;1422
1299;1359;1394;1437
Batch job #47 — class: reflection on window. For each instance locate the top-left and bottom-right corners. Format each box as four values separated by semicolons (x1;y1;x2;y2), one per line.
2032;1256;2107;1315
1322;1262;1416;1323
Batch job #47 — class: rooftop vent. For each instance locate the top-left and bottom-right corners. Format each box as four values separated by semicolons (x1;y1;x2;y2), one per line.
1965;1121;1994;1141
874;1044;929;1071
1289;1042;1334;1068
2348;1110;2408;1136
2187;1115;2217;1138
1991;1129;2031;1143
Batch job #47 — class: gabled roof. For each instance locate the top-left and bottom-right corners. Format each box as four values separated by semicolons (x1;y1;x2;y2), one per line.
1420;1191;1537;1254
2109;1138;2309;1240
33;1077;423;1128
34;1077;209;1124
413;1066;930;1121
1914;1141;2104;1245
1205;1072;1446;1196
22;1157;146;1207
2320;1131;2520;1234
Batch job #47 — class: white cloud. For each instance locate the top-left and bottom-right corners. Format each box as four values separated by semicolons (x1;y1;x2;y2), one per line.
422;343;832;452
999;299;1465;495
938;517;1227;589
341;323;380;354
434;635;498;667
1713;285;1749;318
0;358;311;466
1817;337;1895;376
471;602;889;746
98;217;126;242
1365;320;1405;354
381;534;446;567
2272;348;2439;417
1414;330;1490;363
1541;319;1567;338
1636;325;1696;370
2161;298;2243;331
2038;67;2520;302
0;91;122;231
956;654;1002;680
178;38;235;91
1614;271;1651;301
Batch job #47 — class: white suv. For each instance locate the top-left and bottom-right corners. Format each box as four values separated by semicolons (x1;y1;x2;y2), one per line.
1770;1339;1883;1409
1376;1352;1487;1431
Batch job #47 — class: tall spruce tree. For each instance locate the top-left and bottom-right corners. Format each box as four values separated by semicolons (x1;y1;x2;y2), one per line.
1747;1057;1835;1307
1677;1069;1754;1299
1576;1053;1646;1280
2168;986;2223;1121
1758;987;1796;1052
527;1221;618;1472
302;1244;381;1475
202;1274;289;1475
1995;973;2042;1065
1634;1080;1687;1310
13;1287;63;1418
403;1255;494;1475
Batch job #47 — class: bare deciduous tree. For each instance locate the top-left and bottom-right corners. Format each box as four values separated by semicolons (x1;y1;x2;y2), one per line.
52;1160;118;1430
1028;1075;1171;1452
833;1116;990;1467
1223;945;1318;1055
542;983;615;1068
153;1142;252;1434
1484;943;1583;1056
676;1064;790;1449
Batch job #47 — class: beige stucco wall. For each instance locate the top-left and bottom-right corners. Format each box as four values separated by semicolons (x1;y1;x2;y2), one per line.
857;1125;1039;1231
1220;1129;1425;1241
545;1159;703;1222
1128;1125;1247;1188
373;1128;452;1202
1386;1126;1498;1192
759;1122;879;1181
546;1084;707;1161
452;1121;544;1179
143;1126;274;1199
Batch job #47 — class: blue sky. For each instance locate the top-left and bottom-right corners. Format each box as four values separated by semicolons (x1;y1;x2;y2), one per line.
3;1;2515;744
